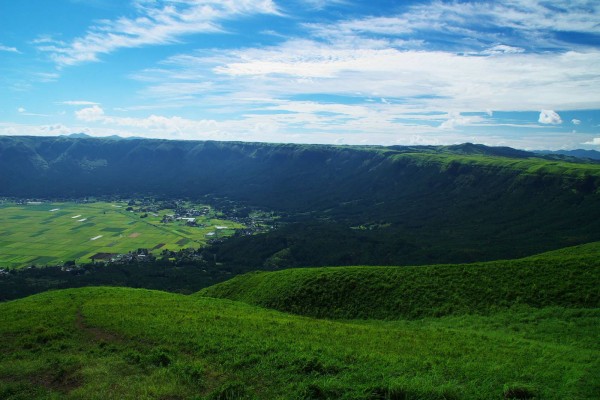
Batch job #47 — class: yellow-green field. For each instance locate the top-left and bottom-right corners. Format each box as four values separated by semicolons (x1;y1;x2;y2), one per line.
0;201;243;269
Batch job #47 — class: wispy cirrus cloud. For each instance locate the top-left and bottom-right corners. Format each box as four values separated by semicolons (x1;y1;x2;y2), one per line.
0;44;20;53
58;100;101;106
101;0;600;149
36;0;279;67
306;0;600;52
12;0;598;149
207;40;600;112
296;0;349;10
17;107;50;117
127;0;600;118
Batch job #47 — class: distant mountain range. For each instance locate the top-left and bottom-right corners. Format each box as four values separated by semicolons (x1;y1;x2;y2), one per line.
61;133;144;141
536;149;600;161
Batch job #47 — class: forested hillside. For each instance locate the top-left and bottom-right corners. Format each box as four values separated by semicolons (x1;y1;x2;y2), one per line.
2;136;600;265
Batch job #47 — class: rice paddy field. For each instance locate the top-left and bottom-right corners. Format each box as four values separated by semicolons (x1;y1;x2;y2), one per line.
0;201;243;269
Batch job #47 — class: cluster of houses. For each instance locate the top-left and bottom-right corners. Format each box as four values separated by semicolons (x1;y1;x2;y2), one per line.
88;247;205;267
124;200;210;227
91;249;156;264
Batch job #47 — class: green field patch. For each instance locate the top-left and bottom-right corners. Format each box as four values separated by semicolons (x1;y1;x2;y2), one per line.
101;227;126;233
151;243;165;250
70;223;96;230
43;212;70;221
176;238;190;246
1;262;20;268
7;255;37;263
22;204;59;211
29;229;50;238
1;255;26;262
70;251;91;259
9;215;28;220
31;256;58;265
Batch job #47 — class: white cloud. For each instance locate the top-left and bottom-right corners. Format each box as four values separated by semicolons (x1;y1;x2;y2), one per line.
75;105;105;122
306;0;600;51
59;100;100;106
538;110;562;124
439;112;485;130
0;44;20;53
107;0;600;149
205;39;600;111
572;119;581;125
71;103;447;143
121;0;600;125
34;72;59;82
16;107;50;117
482;45;525;55
75;105;230;136
38;0;279;66
298;0;348;10
584;138;600;145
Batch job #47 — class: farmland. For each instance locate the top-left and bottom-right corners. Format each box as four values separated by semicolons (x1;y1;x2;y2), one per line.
0;201;243;269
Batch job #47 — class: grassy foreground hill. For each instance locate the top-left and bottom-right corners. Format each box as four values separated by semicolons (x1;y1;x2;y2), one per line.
1;243;599;399
198;241;600;320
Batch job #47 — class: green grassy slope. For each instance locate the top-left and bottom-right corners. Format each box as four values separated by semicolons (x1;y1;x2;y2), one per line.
198;242;600;320
1;287;598;399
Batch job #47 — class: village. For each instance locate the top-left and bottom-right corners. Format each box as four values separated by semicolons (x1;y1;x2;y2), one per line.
125;198;278;238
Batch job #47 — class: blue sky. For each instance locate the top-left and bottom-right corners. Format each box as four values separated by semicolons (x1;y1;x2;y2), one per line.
1;0;599;149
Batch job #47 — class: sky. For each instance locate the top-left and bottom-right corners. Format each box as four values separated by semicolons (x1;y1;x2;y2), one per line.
0;0;599;150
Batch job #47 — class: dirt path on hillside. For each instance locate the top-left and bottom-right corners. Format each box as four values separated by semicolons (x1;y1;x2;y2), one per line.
75;308;123;343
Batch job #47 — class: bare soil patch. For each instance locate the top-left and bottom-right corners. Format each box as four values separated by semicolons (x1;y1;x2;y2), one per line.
75;309;122;343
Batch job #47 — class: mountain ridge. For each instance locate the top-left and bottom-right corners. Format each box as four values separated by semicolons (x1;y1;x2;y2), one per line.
1;136;600;266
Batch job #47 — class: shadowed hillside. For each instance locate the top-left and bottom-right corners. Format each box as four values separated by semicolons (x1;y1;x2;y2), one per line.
2;136;600;266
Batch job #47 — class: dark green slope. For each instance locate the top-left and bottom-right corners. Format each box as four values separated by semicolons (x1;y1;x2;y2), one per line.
2;136;600;265
198;242;600;320
1;286;599;399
